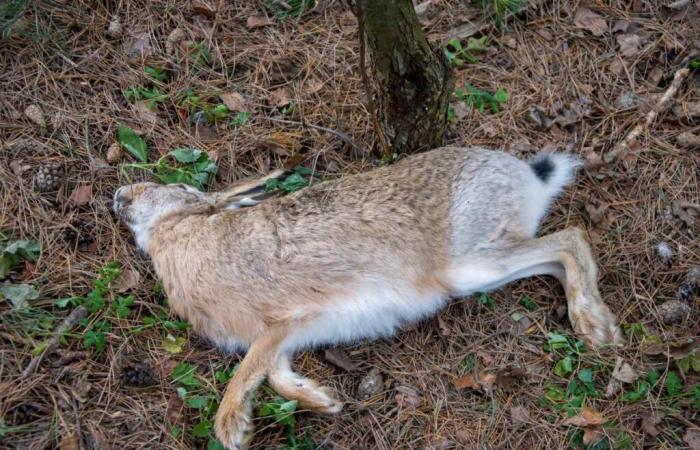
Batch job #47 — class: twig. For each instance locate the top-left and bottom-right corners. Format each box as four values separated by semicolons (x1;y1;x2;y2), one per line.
604;68;690;164
354;1;392;159
20;306;87;379
263;116;366;155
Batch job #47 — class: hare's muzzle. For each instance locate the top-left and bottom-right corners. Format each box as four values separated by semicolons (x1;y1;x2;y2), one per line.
113;184;146;222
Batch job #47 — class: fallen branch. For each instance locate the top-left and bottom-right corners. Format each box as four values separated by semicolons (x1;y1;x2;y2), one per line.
604;68;690;163
264;116;366;155
20;306;86;379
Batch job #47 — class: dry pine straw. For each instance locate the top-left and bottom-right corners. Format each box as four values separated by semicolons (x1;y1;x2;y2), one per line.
0;0;699;449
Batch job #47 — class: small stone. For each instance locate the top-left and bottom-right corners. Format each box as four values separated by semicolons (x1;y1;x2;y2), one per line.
34;163;64;192
24;105;46;128
106;143;123;163
658;300;691;325
357;368;383;400
106;16;122;38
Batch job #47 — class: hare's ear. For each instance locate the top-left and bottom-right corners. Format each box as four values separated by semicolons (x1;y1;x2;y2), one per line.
213;169;289;207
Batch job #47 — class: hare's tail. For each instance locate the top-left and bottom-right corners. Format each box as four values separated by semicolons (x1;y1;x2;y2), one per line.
529;152;582;202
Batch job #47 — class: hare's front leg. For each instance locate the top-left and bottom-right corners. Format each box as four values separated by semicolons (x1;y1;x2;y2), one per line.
268;354;343;414
448;227;622;347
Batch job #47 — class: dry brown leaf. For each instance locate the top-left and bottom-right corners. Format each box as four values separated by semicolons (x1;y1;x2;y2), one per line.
605;378;622;398
437;315;450;336
68;184;93;207
453;373;480;390
562;406;606;427
110;268;141;293
268;87;292;108
246;15;274;30
612;357;639;383
612;20;629;33
24;104;46;128
494;367;526;390
165;28;186;55
453;101;469;121
684;428;700;450
60;432;80;450
641;413;662;437
125;31;151;59
477;371;497;392
220;92;247;112
166;391;185;425
573;7;608;37
339;10;357;35
617;33;644;57
134;100;158;124
106;143;122;163
324;348;358;372
583;427;604;445
10;160;31;178
585;203;609;226
87;424;110;450
357;368;383;400
395;385;422;409
510;406;530;424
191;0;216;18
677;131;700;147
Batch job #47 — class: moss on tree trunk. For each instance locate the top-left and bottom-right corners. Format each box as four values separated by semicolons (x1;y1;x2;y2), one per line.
357;0;453;154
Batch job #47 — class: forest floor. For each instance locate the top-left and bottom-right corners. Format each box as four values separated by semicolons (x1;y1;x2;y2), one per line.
1;0;699;449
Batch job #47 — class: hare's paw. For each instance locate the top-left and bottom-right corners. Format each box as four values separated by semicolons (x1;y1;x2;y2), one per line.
214;406;253;450
569;294;623;347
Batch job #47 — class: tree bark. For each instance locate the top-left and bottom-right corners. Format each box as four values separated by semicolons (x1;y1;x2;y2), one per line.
356;0;453;154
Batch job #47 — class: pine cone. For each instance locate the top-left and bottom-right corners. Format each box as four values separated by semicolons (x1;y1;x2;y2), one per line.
121;362;156;387
34;163;64;192
659;300;691;325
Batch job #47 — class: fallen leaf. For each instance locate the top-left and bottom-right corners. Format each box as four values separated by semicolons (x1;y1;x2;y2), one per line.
612;20;629;33
641;413;662;437
0;283;39;309
89;157;110;174
684;428;700;450
68;184;93;207
134;100;158;124
453;373;480;390
165;28;186;55
24;104;46;128
585;202;609;226
494;366;526;390
110;268;141;293
677;132;700;147
510;406;530;424
246;15;274;30
10;160;31;178
617;33;644;57
612;357;639;383
605;378;622;398
191;0;216;18
563;406;606;427
220;92;247;112
166;391;185;425
357;368;383;400
163;334;186;354
60;432;80;450
86;424;110;450
339;10;357;35
453;101;469;121
573;7;608;37
106;16;122;38
437;315;451;336
583;427;604;445
125;31;151;60
395;385;422;409
73;376;92;403
268;87;292;108
324;348;358;372
106;143;122;163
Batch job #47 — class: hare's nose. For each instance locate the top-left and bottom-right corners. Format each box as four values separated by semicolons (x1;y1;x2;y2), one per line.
114;187;132;205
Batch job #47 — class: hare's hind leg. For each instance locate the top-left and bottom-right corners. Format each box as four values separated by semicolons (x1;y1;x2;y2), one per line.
214;328;287;450
268;354;343;414
448;227;622;346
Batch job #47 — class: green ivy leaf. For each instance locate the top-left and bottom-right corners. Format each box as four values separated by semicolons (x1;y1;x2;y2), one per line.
207;439;226;450
554;356;574;377
169;148;202;163
0;283;39;309
171;362;200;387
3;239;40;259
185;395;209;409
118;125;148;162
192;420;213;438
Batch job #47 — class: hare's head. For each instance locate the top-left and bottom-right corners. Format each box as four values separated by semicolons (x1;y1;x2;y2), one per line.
114;182;210;251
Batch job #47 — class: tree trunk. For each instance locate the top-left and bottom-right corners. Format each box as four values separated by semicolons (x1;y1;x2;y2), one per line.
356;0;453;155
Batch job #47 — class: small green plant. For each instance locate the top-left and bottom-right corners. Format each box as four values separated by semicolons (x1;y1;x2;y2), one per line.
454;85;508;114
229;111;250;127
0;0;28;39
265;167;317;194
178;90;231;124
189;41;211;68
82;320;111;352
520;296;537;311
688;59;699;69
123;86;169;109
444;36;489;67
478;0;528;26
124;147;218;189
477;292;495;309
265;0;315;19
144;65;167;82
118;125;149;162
0;234;39;278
